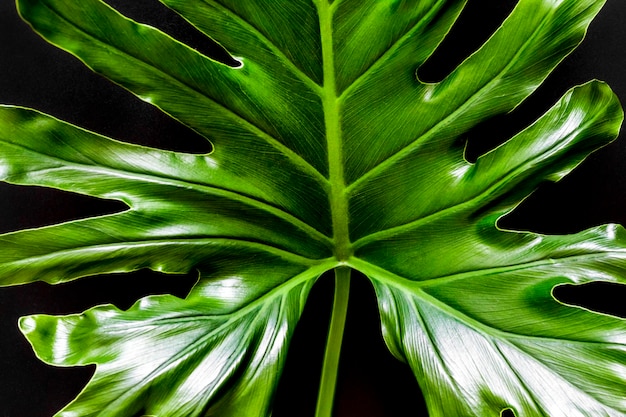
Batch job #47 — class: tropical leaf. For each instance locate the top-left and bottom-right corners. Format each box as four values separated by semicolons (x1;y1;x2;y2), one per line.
1;0;625;416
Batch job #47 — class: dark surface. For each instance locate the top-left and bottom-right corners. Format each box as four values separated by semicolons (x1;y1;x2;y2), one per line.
0;0;625;416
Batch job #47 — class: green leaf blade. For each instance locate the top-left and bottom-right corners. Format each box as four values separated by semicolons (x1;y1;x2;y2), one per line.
17;0;329;177
341;0;609;185
0;105;333;237
357;222;626;415
0;214;328;286
370;279;626;416
20;269;321;417
158;0;323;86
2;0;626;415
332;0;466;93
350;80;623;241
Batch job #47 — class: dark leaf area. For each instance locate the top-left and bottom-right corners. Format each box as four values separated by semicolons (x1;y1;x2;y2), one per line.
0;0;625;416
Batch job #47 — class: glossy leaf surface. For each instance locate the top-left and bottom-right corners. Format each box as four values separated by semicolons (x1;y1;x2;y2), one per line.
1;0;625;416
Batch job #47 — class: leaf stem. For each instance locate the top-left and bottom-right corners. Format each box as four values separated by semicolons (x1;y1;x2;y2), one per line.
315;267;351;417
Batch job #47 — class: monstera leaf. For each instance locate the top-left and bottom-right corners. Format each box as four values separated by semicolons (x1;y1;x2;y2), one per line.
1;0;626;415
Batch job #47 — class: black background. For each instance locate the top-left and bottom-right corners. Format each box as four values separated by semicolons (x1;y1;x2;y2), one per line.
1;0;626;416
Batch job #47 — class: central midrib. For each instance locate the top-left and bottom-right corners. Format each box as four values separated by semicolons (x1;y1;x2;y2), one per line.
319;1;351;262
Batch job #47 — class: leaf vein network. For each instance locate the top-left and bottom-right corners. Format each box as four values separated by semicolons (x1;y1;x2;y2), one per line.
40;0;326;185
346;4;555;190
338;0;448;98
209;0;323;90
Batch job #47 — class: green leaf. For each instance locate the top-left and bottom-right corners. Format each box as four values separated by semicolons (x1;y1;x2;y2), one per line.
1;0;625;416
19;267;323;416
